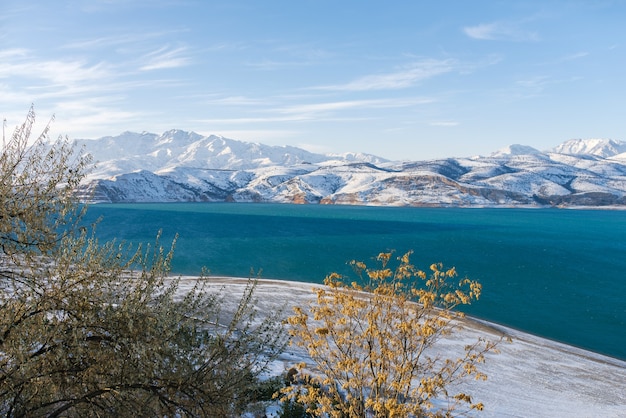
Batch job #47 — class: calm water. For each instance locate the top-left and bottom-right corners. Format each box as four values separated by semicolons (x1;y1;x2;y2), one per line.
83;203;626;360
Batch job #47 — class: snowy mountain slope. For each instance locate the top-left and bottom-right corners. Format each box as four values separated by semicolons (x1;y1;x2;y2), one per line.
490;144;542;158
551;138;626;157
75;133;626;207
78;130;386;179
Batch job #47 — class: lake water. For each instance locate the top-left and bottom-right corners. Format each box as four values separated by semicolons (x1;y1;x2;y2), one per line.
83;203;626;361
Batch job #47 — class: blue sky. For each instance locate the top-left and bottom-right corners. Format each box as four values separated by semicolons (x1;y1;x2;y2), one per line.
1;1;625;160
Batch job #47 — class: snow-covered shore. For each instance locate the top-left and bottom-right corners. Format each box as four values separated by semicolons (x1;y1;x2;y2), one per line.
181;276;626;417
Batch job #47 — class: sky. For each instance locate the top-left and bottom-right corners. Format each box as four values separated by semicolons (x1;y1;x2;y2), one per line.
1;0;625;161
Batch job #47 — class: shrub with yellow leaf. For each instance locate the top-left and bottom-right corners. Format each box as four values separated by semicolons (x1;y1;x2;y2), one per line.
281;251;500;417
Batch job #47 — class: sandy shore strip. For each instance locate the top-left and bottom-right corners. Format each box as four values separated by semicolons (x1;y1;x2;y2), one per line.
179;276;626;417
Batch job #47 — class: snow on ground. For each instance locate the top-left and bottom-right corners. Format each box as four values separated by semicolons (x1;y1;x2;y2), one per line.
179;277;626;418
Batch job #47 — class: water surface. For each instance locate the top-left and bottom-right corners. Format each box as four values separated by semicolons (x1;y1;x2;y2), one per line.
84;203;626;360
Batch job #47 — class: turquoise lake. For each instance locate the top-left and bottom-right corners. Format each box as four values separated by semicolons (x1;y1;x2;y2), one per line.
83;203;626;361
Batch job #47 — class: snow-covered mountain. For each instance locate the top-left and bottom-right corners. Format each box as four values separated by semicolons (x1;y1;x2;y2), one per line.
75;133;626;207
490;144;542;158
78;130;385;178
551;138;626;158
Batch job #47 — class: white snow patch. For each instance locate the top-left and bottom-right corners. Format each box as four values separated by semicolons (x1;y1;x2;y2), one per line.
178;277;626;418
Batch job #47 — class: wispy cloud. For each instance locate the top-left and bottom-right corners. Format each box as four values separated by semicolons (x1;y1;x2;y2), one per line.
203;96;269;106
497;74;582;102
277;98;433;116
62;28;193;55
429;121;459;127
314;59;455;91
76;0;176;14
0;48;28;60
244;41;333;70
0;49;112;98
196;116;309;124
561;51;589;61
196;97;432;126
3;95;146;141
0;46;157;138
139;45;191;71
517;74;581;89
50;101;145;134
245;59;311;70
463;22;539;42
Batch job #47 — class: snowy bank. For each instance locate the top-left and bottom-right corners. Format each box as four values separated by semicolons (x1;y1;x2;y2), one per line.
180;276;626;417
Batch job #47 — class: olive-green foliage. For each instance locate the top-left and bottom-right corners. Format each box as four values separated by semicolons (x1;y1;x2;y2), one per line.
0;108;286;417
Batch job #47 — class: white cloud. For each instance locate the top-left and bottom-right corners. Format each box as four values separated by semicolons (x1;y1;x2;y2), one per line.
196;116;310;124
139;45;191;71
463;22;539;42
203;96;269;106
561;51;589;61
0;49;114;103
278;100;377;115
277;98;433;116
315;59;455;91
52;108;146;138
0;48;28;60
195;97;433;126
76;0;175;13
429;121;459;127
39;61;111;86
245;59;311;70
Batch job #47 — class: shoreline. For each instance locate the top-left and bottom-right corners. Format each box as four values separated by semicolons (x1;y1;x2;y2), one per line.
185;275;626;368
91;201;626;210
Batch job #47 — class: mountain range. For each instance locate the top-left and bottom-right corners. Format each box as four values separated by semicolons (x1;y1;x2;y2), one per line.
75;131;626;207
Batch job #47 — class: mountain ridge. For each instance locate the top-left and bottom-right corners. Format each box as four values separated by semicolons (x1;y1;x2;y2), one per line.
75;131;626;208
78;130;387;178
551;138;626;158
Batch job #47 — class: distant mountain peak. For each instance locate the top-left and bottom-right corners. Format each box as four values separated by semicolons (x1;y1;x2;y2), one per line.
490;144;542;158
157;129;204;143
551;138;626;158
